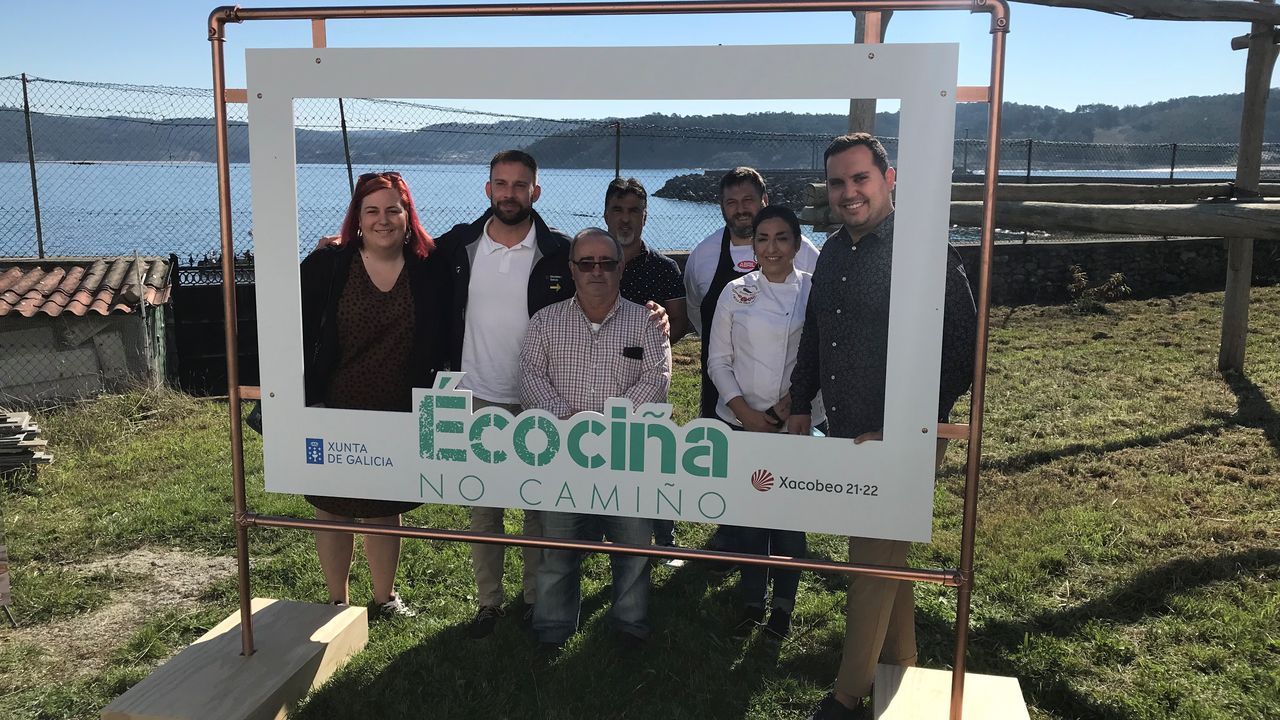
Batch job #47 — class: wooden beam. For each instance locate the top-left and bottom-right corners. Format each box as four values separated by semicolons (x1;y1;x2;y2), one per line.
1231;28;1280;51
311;19;327;48
848;11;892;133
805;182;1280;206
1220;1;1280;373
1016;0;1280;23
800;200;1280;238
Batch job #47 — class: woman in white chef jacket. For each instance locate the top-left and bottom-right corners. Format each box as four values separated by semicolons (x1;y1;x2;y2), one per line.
707;204;824;640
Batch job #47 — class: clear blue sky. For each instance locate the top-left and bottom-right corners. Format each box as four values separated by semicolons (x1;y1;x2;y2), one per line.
0;0;1262;119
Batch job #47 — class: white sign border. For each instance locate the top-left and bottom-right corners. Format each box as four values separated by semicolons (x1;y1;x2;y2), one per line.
247;44;958;542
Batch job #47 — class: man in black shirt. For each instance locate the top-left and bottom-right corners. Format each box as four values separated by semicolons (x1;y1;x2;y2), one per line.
792;134;976;720
604;177;688;561
606;178;688;342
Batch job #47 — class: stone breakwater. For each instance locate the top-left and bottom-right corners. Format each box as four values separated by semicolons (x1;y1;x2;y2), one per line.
654;170;821;209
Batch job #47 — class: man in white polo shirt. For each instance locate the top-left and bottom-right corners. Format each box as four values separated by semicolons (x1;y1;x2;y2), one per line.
436;150;576;639
436;151;669;640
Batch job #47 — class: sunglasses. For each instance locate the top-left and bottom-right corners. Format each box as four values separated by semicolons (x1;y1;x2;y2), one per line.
571;259;621;272
358;171;403;182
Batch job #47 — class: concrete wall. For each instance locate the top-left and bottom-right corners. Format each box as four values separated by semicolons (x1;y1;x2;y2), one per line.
0;313;163;402
954;238;1280;306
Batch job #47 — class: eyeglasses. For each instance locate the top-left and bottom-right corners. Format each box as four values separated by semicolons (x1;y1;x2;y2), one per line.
358;171;403;182
571;259;620;272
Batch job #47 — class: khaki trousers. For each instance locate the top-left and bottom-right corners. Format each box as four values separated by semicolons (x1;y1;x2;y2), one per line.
468;398;543;607
834;439;949;699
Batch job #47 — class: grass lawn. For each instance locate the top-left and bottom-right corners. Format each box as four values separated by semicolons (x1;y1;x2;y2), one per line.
1;287;1278;720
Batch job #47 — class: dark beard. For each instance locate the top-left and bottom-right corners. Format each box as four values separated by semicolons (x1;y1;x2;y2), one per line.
493;202;532;226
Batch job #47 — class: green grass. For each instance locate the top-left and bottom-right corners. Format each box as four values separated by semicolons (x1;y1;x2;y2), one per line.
2;287;1279;719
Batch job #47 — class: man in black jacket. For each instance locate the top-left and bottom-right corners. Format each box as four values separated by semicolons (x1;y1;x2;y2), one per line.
433;150;576;639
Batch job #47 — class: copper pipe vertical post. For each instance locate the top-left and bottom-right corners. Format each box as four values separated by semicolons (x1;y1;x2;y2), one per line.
209;7;255;657
950;3;1009;719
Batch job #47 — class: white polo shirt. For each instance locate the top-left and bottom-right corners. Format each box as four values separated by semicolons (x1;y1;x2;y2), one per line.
684;226;821;337
459;218;538;404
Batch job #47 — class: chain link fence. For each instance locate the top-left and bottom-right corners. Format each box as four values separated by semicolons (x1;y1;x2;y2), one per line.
3;73;1276;402
5;74;1274;265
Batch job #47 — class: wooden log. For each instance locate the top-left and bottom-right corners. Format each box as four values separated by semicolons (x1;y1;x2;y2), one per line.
806;182;1280;206
800;201;1280;238
954;201;1280;238
950;182;1280;203
1016;0;1280;23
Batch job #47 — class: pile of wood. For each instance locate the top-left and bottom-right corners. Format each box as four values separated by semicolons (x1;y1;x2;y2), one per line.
0;413;51;471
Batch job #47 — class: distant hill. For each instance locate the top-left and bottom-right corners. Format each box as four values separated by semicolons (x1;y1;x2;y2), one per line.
2;89;1276;167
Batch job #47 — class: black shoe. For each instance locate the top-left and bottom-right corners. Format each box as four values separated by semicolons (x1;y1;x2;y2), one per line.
809;693;869;720
468;605;505;639
535;640;565;662
731;606;766;637
763;607;792;639
617;631;647;653
514;600;536;629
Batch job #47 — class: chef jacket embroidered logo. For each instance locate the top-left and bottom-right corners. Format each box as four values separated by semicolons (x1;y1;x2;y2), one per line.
731;285;758;305
751;468;775;492
736;259;758;271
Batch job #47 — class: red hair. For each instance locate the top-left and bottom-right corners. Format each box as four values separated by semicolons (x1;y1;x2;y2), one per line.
339;172;435;259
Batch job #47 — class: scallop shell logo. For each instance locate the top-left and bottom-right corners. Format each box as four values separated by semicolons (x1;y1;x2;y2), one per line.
751;468;775;492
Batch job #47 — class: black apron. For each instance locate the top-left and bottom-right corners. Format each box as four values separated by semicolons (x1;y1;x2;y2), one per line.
698;228;756;419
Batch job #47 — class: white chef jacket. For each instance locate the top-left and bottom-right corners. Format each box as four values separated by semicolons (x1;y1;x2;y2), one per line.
706;268;825;428
683;227;820;337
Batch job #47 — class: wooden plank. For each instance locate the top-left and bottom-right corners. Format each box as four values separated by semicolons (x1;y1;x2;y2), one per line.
311;19;327;48
1016;0;1280;23
950;200;1280;238
956;86;990;103
874;664;1029;720
224;89;248;104
102;598;367;720
802;200;1280;238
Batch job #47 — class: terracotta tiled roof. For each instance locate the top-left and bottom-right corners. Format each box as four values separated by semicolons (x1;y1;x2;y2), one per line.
0;256;173;318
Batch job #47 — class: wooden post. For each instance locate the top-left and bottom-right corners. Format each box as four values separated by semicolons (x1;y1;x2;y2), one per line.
1219;0;1279;373
847;11;892;133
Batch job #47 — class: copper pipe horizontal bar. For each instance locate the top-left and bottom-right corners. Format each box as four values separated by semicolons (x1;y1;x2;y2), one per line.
938;422;969;440
247;513;962;586
213;0;1003;31
239;385;261;400
956;85;989;103
223;88;248;103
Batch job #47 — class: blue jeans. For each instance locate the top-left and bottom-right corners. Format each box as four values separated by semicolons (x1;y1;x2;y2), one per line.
534;511;653;644
738;526;806;612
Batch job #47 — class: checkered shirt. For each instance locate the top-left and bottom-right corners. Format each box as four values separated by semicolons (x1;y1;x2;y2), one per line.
520;295;671;418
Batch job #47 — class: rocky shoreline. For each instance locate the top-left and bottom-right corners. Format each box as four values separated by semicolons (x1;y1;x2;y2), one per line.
653;171;822;209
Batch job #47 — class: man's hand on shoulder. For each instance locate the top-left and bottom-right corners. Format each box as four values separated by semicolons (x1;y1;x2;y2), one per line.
315;234;341;252
644;300;670;338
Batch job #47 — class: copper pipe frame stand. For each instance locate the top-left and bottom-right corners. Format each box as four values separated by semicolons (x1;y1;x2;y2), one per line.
210;1;1009;715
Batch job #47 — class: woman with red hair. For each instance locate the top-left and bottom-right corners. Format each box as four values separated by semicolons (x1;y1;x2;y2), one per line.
299;171;441;617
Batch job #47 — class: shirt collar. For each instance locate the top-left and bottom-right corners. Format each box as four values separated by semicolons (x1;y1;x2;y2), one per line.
480;217;537;254
572;294;623;327
838;211;895;246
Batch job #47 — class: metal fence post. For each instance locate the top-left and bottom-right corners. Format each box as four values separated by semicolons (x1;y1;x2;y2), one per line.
1025;138;1033;183
1169;142;1178;181
339;98;354;194
21;73;45;258
614;120;622;179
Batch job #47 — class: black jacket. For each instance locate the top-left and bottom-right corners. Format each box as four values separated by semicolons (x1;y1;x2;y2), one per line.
435;208;575;371
300;243;444;407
